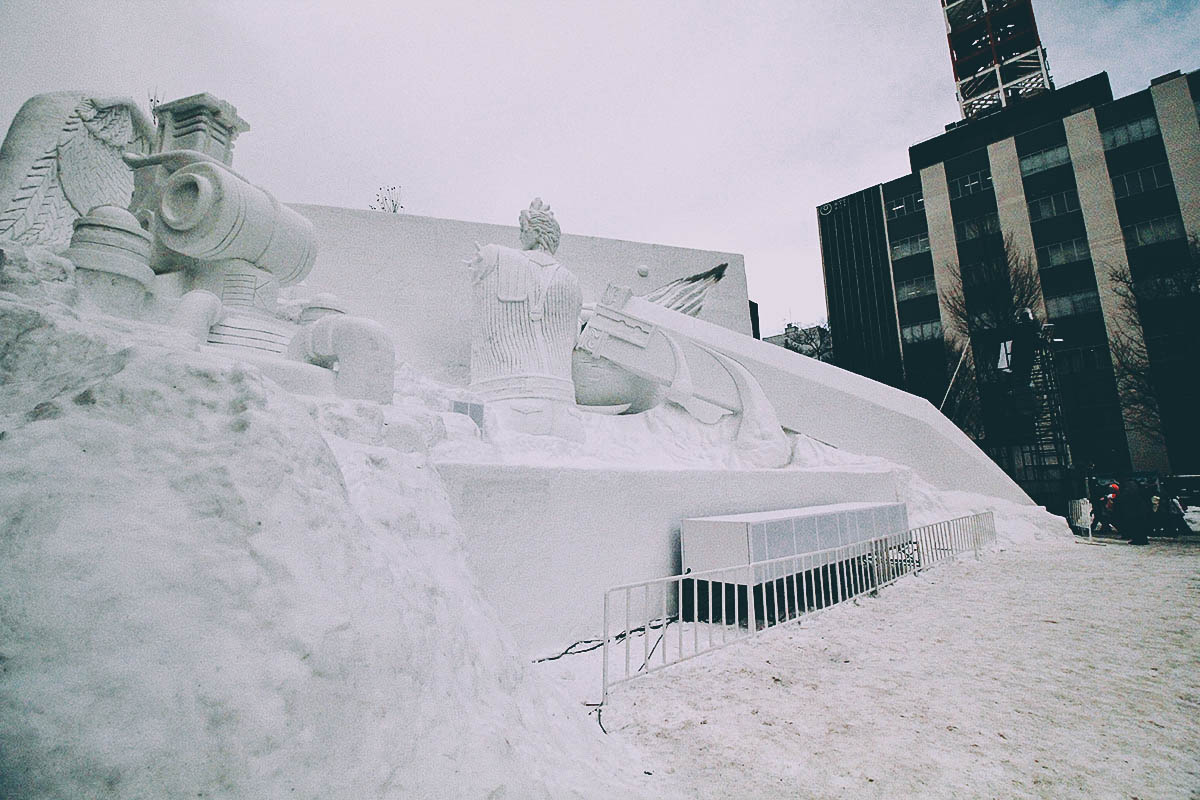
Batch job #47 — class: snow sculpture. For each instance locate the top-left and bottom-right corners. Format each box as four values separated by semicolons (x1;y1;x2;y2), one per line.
152;92;249;165
574;262;729;414
141;156;316;284
0;89;394;405
577;284;792;467
579;283;1031;500
63;205;154;317
701;346;791;467
466;198;584;440
287;314;396;404
642;261;728;315
0;92;153;248
121;93;393;404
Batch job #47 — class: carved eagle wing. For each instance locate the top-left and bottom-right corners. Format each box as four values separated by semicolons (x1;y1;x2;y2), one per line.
642;262;729;317
0;93;153;248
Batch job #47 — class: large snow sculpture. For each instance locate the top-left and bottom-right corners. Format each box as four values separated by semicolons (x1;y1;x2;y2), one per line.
573;261;729;414
466;198;583;440
0;92;153;248
124;94;315;290
287;313;396;404
576;284;792;467
63;205;154;317
579;283;1031;501
0;90;395;405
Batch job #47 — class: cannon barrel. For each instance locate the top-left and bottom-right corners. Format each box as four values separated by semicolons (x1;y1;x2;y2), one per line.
156;159;316;285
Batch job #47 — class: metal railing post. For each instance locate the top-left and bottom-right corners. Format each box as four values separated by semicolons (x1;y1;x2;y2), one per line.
602;590;610;701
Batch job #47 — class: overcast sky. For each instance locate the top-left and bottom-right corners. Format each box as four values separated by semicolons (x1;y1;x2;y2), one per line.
2;0;1196;335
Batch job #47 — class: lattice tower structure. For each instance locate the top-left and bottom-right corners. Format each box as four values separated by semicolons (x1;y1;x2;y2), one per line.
943;0;1053;120
1027;336;1072;478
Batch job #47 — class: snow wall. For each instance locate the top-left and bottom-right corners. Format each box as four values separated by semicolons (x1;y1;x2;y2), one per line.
436;463;905;655
291;204;752;385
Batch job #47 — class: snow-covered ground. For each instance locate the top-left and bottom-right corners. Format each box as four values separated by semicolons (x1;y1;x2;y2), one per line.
602;538;1200;799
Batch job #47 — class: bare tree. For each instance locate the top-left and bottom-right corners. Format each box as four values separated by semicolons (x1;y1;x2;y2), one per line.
370;185;404;213
780;319;833;363
937;234;1042;444
1105;233;1200;442
147;88;162;126
941;233;1043;343
940;334;984;439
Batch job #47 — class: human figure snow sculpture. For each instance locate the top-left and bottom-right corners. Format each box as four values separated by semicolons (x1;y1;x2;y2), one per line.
466;198;584;440
0;92;153;248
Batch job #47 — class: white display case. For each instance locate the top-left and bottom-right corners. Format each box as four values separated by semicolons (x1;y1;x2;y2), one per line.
681;502;909;584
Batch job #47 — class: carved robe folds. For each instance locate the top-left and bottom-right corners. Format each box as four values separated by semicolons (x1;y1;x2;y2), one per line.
468;244;583;441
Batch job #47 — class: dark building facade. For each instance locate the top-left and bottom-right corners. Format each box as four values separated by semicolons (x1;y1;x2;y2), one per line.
817;188;906;388
818;69;1200;481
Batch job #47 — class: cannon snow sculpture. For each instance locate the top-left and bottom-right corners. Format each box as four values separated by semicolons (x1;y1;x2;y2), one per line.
0;91;395;405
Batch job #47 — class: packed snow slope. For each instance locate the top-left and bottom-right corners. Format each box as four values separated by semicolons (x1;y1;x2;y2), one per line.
0;245;658;799
605;538;1200;799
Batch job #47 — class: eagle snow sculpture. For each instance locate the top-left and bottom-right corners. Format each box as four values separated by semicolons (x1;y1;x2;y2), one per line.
0;92;153;248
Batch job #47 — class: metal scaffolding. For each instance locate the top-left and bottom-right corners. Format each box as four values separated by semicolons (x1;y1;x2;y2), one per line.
942;0;1053;119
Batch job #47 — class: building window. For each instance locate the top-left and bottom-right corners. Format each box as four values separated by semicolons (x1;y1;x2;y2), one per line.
1122;214;1185;249
1055;345;1108;375
1036;237;1091;268
954;211;1001;241
1045;290;1101;319
1138;269;1200;298
890;232;930;260
1101;115;1160;150
1027;189;1080;222
960;261;994;287
1019;143;1071;176
885;191;924;220
895;274;937;301
1111;163;1173;199
948;169;993;200
901;319;942;344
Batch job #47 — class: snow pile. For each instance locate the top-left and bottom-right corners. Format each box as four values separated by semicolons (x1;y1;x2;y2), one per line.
900;478;1071;544
0;246;652;799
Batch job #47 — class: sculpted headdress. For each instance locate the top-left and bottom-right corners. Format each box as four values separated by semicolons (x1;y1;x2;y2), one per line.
518;197;560;254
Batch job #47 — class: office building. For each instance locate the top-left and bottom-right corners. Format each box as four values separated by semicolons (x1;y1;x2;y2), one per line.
818;67;1200;480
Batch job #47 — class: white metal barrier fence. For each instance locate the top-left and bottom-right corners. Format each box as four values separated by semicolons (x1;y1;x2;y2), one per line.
1067;498;1092;537
601;511;996;700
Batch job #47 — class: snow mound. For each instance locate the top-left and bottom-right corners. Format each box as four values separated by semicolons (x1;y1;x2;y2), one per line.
0;284;649;798
901;476;1071;544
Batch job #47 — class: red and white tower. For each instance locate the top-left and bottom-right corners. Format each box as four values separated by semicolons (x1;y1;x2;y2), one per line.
943;0;1053;119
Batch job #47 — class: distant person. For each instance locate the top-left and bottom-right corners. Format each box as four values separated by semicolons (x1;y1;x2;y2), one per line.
1155;492;1189;537
1115;480;1149;546
1092;483;1119;536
